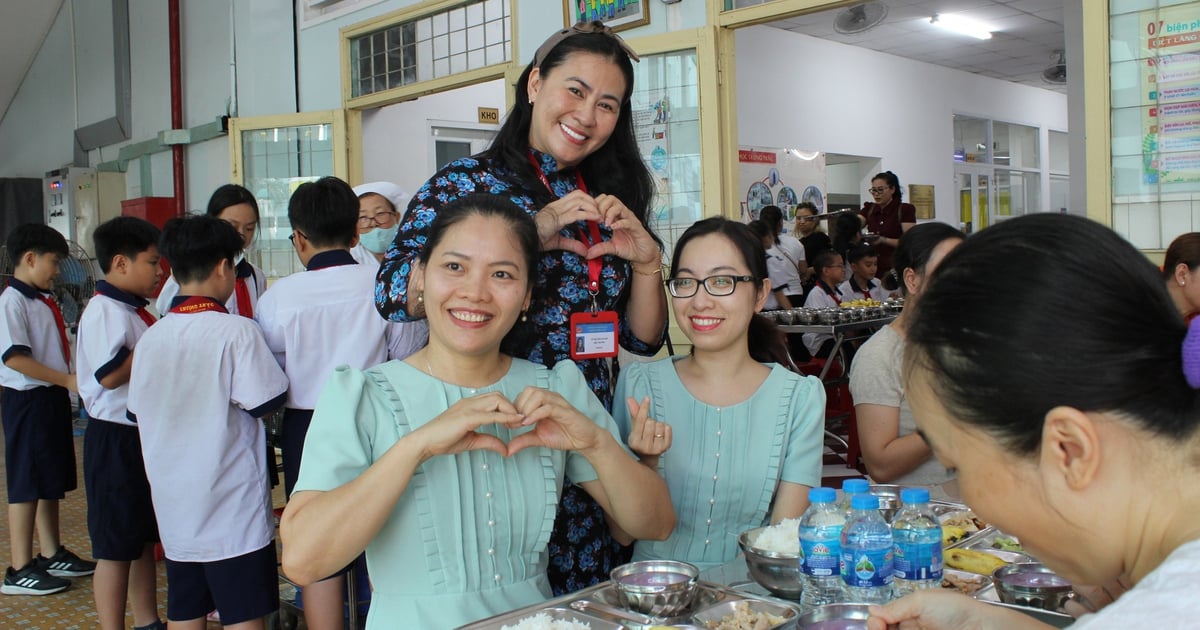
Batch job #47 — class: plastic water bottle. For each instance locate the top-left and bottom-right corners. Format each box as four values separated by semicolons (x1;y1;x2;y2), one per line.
798;487;845;611
840;493;894;604
838;478;870;519
891;487;943;596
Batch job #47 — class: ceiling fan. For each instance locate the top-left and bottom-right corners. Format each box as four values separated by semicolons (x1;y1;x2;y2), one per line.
834;2;889;35
1043;49;1067;84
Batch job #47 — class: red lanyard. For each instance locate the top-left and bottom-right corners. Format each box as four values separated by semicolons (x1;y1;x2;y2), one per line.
36;294;70;365
528;153;603;294
234;277;253;318
168;296;228;315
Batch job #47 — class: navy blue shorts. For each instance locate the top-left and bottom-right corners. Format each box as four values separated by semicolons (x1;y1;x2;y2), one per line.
84;419;158;560
1;386;76;503
165;543;279;624
280;408;314;498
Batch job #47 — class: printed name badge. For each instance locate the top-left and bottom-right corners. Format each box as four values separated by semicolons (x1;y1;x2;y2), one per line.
569;310;619;360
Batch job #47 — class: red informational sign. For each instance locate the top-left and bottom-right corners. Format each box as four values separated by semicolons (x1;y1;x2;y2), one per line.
738;150;777;164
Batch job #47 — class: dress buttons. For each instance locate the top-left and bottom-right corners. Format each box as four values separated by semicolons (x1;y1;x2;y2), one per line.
704;539;711;545
481;463;489;471
714;452;720;458
488;519;496;527
487;548;495;555
705;519;712;525
712;475;718;481
494;574;502;582
709;498;716;505
485;492;493;499
469;389;477;394
716;430;722;436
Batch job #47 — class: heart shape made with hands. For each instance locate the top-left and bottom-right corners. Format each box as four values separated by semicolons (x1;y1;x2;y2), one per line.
432;388;602;459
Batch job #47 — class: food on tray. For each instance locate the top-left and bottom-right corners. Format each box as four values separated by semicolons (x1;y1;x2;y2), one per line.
703;601;786;630
990;536;1024;553
750;518;802;554
941;510;986;532
840;298;881;308
944;549;1009;575
942;525;968;547
500;612;591;630
941;571;987;595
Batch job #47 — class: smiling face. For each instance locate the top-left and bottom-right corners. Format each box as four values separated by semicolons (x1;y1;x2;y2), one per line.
671;233;768;354
526;52;627;168
217;202;258;249
415;214;532;358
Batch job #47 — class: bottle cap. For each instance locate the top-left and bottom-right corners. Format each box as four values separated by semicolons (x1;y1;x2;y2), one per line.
850;493;881;510
900;488;930;504
842;478;869;494
809;487;837;503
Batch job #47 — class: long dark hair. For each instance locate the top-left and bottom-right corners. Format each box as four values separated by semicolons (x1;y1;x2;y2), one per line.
670;218;792;368
881;222;963;293
206;184;260;221
759;205;784;245
872;171;902;202
906;213;1199;456
832;213;861;257
484;31;655;236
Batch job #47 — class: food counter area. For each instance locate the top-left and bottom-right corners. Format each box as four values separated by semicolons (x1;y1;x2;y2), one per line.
457;490;1076;630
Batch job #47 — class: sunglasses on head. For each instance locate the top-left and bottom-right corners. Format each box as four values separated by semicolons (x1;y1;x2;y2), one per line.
532;21;640;68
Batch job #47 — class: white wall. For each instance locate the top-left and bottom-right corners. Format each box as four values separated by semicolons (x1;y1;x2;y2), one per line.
361;79;505;194
736;26;1069;226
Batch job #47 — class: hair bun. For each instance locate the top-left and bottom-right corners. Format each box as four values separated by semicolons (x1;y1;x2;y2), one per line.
1184;317;1200;388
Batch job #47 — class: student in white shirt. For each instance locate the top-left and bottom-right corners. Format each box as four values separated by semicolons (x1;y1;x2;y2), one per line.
128;216;288;630
77;217;166;629
802;250;845;358
255;177;427;630
748;219;793;310
838;243;888;303
155;184;266;318
351;181;409;267
760;205;807;306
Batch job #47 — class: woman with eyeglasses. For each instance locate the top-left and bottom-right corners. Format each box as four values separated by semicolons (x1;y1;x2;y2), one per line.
612;217;825;570
860;170;917;278
351;182;408;266
374;22;668;594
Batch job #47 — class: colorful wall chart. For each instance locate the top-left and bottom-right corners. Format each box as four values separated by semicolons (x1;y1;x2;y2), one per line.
737;147;826;222
1140;4;1200;183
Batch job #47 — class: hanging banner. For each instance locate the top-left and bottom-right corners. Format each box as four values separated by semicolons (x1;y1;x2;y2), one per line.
737;147;826;222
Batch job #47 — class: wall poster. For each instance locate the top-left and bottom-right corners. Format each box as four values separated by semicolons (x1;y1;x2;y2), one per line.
737;147;826;223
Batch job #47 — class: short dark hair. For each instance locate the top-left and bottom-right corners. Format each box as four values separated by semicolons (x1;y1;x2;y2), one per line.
159;216;243;285
881;222;963;293
93;217;161;274
906;213;1200;456
1164;232;1200;280
288;177;358;249
847;243;878;265
759;205;784;243
746;219;771;242
795;202;818;214
6;224;69;264
813;249;843;273
669;217;791;368
207;184;260;221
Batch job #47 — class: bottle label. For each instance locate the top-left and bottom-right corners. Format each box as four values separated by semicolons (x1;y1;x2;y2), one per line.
799;525;843;577
841;546;894;588
894;532;943;581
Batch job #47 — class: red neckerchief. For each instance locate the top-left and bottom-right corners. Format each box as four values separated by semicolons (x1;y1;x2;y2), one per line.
168;296;229;315
849;277;874;299
36;294;70;365
234;278;252;318
527;152;603;293
818;280;842;304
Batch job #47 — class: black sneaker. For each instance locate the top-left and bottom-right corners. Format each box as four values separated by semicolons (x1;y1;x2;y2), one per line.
34;546;96;577
1;562;70;595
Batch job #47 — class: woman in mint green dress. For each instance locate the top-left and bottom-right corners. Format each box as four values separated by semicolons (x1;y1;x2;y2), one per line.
279;195;674;629
614;217;825;571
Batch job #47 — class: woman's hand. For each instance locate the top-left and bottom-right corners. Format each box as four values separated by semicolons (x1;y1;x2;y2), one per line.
534;190;604;256
507;386;606;455
410;392;519;462
867;590;1047;630
623;396;671;466
585;194;661;268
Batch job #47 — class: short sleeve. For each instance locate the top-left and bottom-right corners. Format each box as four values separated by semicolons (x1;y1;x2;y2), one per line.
848;329;903;408
611;360;654;441
550;361;629;484
0;294;32;361
79;304;131;384
229;321;289;417
292;366;382;493
780;373;825;487
900;203;917;224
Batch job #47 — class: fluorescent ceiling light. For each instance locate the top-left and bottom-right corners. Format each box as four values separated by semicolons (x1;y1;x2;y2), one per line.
930;13;993;40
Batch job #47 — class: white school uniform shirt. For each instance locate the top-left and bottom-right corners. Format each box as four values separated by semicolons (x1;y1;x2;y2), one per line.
254;250;428;410
777;233;807;280
0;279;70;390
838;277;888;303
127;297;288;562
766;244;803;299
763;249;791;310
154;259;265;317
76;281;154;425
802;282;842;356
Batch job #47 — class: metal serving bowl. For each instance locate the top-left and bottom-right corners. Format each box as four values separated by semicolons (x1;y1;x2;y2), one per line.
737;528;803;600
992;563;1073;611
818;309;840;325
797;308;818;325
797;603;871;629
776;310;795;325
610;560;700;617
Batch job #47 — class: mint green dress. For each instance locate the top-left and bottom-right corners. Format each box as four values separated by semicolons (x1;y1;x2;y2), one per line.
612;358;825;570
292;358;621;630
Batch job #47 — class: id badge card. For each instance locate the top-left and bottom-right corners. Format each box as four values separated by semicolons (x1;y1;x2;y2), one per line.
569;310;619;360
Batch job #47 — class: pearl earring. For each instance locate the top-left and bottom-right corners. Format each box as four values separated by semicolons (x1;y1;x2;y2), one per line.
417;292;423;303
521;311;528;322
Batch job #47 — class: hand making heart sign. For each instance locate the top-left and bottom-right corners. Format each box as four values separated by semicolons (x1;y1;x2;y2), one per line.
534;190;661;268
410;386;609;463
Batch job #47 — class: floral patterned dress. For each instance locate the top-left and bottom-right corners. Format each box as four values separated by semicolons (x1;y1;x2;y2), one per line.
375;149;665;594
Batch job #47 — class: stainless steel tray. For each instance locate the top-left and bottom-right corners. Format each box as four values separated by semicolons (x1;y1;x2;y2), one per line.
458;580;800;630
955;528;1025;555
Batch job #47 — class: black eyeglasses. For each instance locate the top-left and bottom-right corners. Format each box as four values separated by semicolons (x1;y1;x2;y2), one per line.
869;187;888;194
666;275;756;298
288;230;308;243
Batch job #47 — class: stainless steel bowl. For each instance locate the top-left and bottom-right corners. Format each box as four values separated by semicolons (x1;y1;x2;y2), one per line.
798;308;818;325
797;603;871;629
992;563;1073;611
691;598;798;629
737;528;803;600
819;309;840;324
777;310;795;325
610;560;700;617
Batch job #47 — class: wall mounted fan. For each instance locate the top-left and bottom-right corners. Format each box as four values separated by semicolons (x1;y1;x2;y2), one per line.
1043;50;1067;84
834;2;889;35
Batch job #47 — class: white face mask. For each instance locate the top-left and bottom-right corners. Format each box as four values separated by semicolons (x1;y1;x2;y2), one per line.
359;225;399;254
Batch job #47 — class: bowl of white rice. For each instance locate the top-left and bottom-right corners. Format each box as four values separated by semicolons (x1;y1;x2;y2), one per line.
737;519;803;600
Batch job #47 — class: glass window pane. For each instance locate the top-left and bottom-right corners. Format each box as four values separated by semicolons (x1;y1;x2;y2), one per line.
994;122;1039;169
1049;131;1070;174
995;170;1040;218
954;115;989;164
